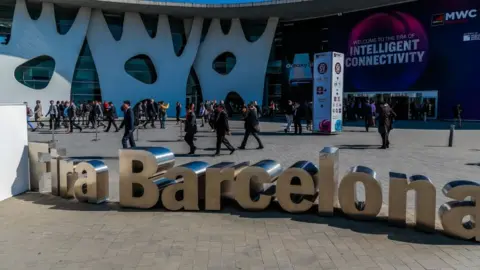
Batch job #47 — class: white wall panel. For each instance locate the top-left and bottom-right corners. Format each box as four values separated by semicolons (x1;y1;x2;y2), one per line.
87;10;203;115
194;18;278;106
0;0;91;114
0;104;29;201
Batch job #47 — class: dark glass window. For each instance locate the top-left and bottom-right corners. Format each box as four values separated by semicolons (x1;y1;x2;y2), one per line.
212;52;236;75
103;12;123;41
140;13;158;38
240;19;267;42
0;2;14;45
26;0;41;20
220;19;231;35
169;17;186;56
125;54;157;84
71;40;102;102
200;19;211;43
14;55;55;90
54;4;79;35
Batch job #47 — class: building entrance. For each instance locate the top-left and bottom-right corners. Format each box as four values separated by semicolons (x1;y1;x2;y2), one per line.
344;90;438;120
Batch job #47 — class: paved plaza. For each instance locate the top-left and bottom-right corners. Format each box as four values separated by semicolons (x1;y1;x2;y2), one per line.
1;121;480;269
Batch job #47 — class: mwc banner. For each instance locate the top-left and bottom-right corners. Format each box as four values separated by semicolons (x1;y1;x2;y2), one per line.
313;52;344;134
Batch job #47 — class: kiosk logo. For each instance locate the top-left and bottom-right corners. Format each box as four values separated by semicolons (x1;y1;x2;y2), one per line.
431;9;477;26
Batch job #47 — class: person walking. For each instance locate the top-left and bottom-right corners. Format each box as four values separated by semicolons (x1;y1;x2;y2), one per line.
306;101;313;131
293;102;304;135
94;101;106;128
269;101;276;118
120;100;136;149
143;99;156;128
158;101;169;129
45;100;58;130
199;103;206;127
24;102;36;131
184;103;197;154
239;103;264;150
104;101;119;132
363;99;373;132
213;104;235;156
453;104;463;128
34;100;44;129
176;102;182;124
284;100;294;133
378;101;396;149
65;101;82;133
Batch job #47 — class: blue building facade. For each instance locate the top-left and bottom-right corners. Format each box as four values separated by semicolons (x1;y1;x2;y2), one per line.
1;0;479;119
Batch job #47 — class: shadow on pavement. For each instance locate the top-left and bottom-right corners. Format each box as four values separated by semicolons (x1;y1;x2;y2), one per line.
336;144;380;150
465;162;480;167
14;192;478;246
147;140;183;143
68;156;119;160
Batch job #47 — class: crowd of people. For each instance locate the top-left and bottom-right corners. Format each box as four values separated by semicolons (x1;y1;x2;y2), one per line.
24;97;407;152
182;100;264;156
24;98;267;155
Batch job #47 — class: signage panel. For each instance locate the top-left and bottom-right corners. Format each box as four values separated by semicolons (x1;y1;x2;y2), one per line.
313;52;344;133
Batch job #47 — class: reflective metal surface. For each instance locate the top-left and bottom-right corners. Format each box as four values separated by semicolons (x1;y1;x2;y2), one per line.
338;165;382;220
439;200;478;241
28;142;51;192
250;160;282;200
388;172;436;232
161;161;210;210
74;159;109;204
182;161;209;176
204;161;250;210
318;146;339;215
253;160;283;179
132;147;175;174
442;180;480;196
58;158;82;198
49;148;67;196
289;161;319;203
351;166;376;179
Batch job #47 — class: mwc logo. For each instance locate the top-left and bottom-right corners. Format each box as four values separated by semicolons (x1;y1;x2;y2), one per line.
432;9;477;26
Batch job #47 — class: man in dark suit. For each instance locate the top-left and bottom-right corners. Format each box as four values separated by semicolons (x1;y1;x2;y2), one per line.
378;101;396;149
104;101;119;132
143;99;156;128
239;103;264;150
293;102;304;135
121;100;136;149
45;100;58;130
94;101;106;128
65;101;82;133
214;104;235;156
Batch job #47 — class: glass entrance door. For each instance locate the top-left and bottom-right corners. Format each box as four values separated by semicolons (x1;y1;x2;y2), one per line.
344;90;439;120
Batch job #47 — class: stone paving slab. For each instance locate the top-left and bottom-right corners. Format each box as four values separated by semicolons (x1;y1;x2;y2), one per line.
0;192;479;270
2;120;477;269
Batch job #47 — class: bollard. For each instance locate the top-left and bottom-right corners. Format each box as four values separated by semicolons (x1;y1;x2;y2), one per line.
92;121;100;141
50;125;56;144
448;125;455;147
136;128;139;141
178;120;183;141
